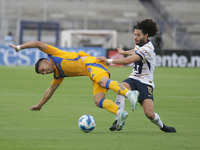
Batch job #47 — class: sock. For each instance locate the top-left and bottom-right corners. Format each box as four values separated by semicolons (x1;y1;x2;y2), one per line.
151;112;164;128
105;80;129;96
115;95;125;120
99;98;119;114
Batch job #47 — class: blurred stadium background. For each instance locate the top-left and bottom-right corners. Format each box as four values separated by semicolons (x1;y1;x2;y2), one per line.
0;0;200;67
0;0;200;49
1;1;200;149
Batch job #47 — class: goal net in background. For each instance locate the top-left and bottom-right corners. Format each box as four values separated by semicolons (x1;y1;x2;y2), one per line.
60;30;117;48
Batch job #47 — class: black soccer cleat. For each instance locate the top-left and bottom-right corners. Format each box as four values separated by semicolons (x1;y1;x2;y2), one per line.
161;124;177;133
109;120;117;131
109;120;122;131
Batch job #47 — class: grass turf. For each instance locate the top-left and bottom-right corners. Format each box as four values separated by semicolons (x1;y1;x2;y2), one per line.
0;66;199;150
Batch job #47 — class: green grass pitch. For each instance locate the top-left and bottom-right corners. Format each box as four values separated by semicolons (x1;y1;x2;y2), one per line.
0;66;199;150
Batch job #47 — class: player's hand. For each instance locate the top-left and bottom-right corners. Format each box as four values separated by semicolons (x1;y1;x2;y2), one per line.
96;56;108;63
8;44;19;52
117;48;125;55
30;104;42;111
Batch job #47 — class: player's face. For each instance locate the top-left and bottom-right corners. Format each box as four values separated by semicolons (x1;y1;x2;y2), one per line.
134;29;148;46
38;60;54;75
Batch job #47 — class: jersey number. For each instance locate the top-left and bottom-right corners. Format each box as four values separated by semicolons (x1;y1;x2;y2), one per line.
133;64;140;74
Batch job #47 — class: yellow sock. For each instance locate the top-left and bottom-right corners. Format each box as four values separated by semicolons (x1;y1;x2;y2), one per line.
105;80;129;96
99;98;119;114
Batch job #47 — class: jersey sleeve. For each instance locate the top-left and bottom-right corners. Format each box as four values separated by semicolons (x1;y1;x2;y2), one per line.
42;44;62;55
51;76;64;85
135;45;154;60
78;51;91;57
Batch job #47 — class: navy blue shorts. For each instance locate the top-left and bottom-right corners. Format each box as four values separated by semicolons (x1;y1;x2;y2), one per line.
123;78;154;104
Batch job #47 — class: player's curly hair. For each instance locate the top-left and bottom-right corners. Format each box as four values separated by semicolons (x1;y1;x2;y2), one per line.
133;19;158;37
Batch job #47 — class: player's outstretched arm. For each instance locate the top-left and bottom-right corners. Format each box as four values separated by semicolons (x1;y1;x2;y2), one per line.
30;84;60;111
9;41;48;52
117;48;134;56
97;54;141;65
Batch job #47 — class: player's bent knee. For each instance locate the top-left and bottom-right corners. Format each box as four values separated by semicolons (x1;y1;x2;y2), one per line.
143;106;154;119
98;80;106;88
94;97;101;107
97;77;110;88
93;92;106;108
144;111;155;120
94;100;99;107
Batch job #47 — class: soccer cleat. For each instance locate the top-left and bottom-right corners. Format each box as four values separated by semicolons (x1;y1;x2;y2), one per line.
109;120;123;131
127;90;139;111
116;109;129;131
109;120;117;131
161;124;177;133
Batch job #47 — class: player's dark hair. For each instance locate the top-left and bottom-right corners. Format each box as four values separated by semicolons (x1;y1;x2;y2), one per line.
35;58;49;74
133;19;158;37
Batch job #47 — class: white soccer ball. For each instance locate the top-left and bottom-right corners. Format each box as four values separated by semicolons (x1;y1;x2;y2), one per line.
78;115;96;133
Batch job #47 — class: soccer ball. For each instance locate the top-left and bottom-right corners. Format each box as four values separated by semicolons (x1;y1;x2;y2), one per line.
78;115;96;133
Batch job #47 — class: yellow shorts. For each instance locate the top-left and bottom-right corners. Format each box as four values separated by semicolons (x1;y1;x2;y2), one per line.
84;57;110;95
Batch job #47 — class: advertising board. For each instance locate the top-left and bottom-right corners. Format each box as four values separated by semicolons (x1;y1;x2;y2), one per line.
0;47;105;66
107;49;200;68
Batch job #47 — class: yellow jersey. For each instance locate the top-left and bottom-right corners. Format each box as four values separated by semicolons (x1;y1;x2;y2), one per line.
42;45;91;84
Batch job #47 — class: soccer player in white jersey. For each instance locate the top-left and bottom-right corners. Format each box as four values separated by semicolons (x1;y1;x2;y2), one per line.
97;19;176;133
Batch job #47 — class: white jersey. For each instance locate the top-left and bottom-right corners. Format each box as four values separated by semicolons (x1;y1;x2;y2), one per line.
129;40;156;88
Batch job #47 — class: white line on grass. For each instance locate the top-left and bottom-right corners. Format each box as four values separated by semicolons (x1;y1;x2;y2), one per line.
155;96;200;99
0;94;199;99
0;94;94;97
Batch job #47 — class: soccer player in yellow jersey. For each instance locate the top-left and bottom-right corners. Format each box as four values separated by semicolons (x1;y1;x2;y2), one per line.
9;41;139;131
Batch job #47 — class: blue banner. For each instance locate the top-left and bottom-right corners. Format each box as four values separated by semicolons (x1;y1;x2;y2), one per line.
0;46;105;66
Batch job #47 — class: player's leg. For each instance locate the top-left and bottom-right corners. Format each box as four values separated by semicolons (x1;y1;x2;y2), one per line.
85;58;139;111
138;82;175;132
115;95;125;117
110;82;130;131
141;99;176;133
98;76;139;111
86;62;122;115
94;91;119;114
109;94;125;131
114;81;132;111
93;81;128;130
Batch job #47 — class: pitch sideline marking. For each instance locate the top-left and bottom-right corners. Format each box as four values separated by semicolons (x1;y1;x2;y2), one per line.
0;93;199;99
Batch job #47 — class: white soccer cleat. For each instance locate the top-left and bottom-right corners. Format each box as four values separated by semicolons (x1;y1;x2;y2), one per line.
116;109;129;131
127;90;139;111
